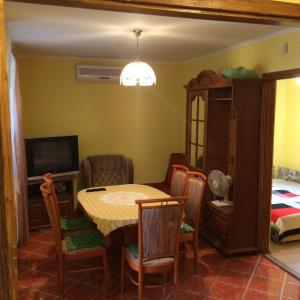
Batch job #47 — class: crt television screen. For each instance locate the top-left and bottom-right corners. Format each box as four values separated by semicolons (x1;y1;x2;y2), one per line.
26;135;79;177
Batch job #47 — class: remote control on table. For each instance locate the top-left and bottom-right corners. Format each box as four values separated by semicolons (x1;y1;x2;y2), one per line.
85;187;106;192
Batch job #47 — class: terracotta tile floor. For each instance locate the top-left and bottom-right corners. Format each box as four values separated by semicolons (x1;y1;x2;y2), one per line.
18;230;300;299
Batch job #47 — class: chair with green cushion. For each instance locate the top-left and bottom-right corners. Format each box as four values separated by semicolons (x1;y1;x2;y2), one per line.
43;173;94;234
40;175;109;299
180;171;207;274
121;196;187;300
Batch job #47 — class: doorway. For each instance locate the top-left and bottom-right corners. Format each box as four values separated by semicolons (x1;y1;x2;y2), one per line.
268;76;300;279
3;1;300;299
260;69;300;279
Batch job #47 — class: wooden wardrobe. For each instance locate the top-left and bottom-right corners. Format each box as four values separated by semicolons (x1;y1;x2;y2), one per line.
184;70;262;254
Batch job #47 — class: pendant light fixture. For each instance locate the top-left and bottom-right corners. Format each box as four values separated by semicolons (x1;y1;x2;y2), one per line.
120;29;156;86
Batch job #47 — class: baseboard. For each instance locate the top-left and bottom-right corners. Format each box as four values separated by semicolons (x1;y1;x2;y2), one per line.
265;253;300;280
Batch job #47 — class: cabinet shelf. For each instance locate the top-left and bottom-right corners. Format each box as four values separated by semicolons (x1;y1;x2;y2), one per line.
210;97;233;101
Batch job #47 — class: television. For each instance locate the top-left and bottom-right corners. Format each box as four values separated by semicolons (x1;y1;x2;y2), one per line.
25;135;79;177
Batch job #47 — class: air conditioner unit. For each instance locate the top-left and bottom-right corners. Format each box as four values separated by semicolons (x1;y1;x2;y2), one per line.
76;64;122;82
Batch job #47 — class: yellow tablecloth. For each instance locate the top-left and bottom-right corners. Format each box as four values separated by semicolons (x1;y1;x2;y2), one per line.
77;184;169;236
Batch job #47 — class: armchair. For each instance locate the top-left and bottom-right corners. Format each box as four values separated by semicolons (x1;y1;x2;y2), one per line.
82;154;133;188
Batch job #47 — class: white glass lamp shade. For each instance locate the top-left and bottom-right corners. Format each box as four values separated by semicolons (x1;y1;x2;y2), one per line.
120;61;156;86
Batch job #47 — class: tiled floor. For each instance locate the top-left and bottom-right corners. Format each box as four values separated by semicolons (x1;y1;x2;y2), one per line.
270;240;300;278
18;230;300;299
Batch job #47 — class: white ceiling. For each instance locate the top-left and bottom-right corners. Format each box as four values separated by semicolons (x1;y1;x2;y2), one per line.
4;2;299;62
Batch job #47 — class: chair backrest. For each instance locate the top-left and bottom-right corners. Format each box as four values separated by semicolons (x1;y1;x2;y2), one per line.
184;171;207;231
136;197;186;264
170;165;189;197
165;153;187;186
40;173;63;260
82;154;134;187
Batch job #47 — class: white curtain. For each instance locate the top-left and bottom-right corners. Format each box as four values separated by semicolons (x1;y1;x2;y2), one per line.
7;31;29;246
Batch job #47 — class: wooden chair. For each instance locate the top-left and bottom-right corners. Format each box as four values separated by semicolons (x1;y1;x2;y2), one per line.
43;173;94;234
170;165;189;197
180;171;207;274
40;176;109;299
120;196;187;300
145;153;187;194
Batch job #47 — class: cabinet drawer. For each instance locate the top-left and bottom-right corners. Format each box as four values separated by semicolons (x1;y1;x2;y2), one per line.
28;203;50;229
209;212;229;238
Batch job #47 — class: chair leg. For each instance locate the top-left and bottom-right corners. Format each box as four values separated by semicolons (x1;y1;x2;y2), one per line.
58;261;64;299
120;247;125;295
174;261;179;300
138;270;143;300
102;250;109;295
181;242;186;262
178;242;184;276
194;235;199;274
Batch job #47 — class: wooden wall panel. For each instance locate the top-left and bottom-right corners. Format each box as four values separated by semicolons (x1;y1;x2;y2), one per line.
6;0;300;25
0;0;17;299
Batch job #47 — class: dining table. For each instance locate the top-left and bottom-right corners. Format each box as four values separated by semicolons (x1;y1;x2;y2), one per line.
77;184;170;236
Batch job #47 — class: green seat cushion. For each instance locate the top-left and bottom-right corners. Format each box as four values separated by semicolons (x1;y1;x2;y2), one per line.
180;223;194;233
127;244;139;259
60;217;93;231
126;244;173;265
65;231;105;252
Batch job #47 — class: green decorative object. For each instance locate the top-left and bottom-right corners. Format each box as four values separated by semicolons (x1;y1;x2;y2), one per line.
60;217;93;231
65;231;105;252
221;67;258;79
180;223;194;233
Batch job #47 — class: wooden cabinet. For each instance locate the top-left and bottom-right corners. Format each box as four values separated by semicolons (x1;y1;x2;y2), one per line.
184;70;262;254
27;172;78;230
206;202;233;239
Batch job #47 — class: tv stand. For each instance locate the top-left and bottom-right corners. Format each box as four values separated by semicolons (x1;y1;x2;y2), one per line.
27;172;78;230
28;171;80;181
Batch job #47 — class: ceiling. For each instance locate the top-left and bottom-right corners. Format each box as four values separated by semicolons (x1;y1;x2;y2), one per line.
4;2;299;62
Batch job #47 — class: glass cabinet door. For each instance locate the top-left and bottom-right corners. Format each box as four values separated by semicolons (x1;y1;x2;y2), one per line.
188;92;207;169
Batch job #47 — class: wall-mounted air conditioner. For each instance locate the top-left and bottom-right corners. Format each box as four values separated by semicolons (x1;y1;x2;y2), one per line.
76;64;122;82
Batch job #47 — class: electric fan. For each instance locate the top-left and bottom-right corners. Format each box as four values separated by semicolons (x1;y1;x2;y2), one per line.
208;170;233;206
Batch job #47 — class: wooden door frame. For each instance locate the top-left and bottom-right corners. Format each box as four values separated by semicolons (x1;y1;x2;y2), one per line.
2;1;300;299
258;68;300;253
0;1;17;299
6;0;300;25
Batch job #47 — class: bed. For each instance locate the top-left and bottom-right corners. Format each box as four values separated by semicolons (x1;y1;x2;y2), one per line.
271;167;300;242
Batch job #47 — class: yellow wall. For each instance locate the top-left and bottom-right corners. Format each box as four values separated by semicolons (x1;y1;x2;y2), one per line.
273;80;287;167
19;27;300;184
284;79;300;169
18;58;185;184
273;0;300;3
273;78;300;171
179;28;300;171
181;30;300;84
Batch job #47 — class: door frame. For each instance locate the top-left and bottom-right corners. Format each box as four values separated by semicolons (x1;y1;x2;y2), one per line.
2;1;300;299
0;1;17;299
7;0;300;25
258;68;300;253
